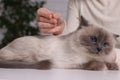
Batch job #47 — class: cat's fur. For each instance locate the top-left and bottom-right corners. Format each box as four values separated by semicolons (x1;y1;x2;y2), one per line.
0;17;119;70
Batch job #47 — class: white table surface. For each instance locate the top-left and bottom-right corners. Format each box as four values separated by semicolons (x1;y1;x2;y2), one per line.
0;69;120;80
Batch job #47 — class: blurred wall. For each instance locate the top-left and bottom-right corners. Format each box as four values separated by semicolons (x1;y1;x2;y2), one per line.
44;0;68;20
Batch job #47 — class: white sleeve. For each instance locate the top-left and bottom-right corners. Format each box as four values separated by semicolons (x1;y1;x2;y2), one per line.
62;0;81;35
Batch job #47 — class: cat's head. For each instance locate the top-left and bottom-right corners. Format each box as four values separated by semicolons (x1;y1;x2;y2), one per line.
78;25;115;57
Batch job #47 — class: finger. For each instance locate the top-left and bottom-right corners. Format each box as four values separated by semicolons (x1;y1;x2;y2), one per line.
52;12;61;20
52;12;64;25
37;8;52;19
38;17;57;24
38;22;55;29
40;29;52;34
50;26;63;35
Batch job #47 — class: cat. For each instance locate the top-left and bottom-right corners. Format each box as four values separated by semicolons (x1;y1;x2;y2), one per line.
0;17;119;70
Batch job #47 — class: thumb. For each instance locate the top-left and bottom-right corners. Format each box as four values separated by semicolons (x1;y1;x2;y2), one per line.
52;12;61;20
50;26;64;35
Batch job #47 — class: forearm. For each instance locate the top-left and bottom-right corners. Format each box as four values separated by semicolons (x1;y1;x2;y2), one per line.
62;0;81;35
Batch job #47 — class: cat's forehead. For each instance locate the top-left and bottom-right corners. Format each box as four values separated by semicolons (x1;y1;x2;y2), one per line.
81;26;113;40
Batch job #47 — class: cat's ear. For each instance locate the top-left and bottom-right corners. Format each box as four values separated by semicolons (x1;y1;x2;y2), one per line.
77;16;91;30
112;33;119;43
80;16;89;26
113;34;119;39
112;34;119;47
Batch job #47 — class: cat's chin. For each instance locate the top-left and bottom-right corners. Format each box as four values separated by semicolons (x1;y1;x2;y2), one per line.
85;51;107;59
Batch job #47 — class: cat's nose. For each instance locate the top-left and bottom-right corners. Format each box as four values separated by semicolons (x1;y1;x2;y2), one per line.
96;47;102;52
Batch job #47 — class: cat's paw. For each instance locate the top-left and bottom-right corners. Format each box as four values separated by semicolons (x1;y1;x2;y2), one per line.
36;60;52;70
82;61;107;71
105;62;119;70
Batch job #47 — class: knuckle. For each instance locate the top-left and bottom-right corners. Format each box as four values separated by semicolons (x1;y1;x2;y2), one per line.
57;29;62;33
56;27;63;34
39;17;42;21
38;22;44;27
47;24;53;29
38;22;54;29
39;22;52;29
38;17;46;22
37;17;41;22
37;8;44;13
40;23;45;27
40;17;47;22
37;8;41;14
37;8;47;14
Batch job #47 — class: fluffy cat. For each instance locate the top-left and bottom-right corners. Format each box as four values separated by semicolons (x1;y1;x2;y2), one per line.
0;18;119;70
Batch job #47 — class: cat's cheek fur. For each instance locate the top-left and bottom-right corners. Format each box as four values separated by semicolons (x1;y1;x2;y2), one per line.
103;49;117;63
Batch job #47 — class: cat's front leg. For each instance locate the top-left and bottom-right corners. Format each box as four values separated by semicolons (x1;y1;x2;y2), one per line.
0;48;28;62
81;61;107;71
35;60;52;70
105;62;119;70
0;49;16;61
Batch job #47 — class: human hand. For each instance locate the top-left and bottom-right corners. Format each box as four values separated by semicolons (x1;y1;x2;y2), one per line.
37;8;65;35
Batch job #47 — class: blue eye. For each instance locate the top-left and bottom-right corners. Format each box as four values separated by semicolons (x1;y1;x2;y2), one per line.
90;36;97;42
103;42;109;47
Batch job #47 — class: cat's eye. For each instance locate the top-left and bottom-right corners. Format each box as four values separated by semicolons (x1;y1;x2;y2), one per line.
90;36;97;42
103;42;109;47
